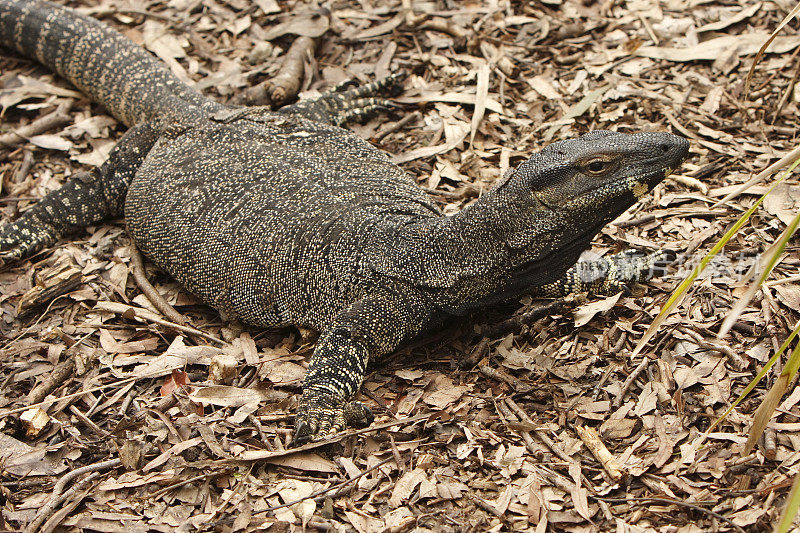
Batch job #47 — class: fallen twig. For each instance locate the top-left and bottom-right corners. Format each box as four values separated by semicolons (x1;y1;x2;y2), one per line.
39;484;94;533
52;458;121;495
206;455;397;528
94;301;225;345
612;355;651;409
234;412;433;461
590;496;747;533
27;356;75;404
373;111;420;142
261;456;395;514
575;425;626;483
504;398;579;468
148;468;233;500
9;149;35;193
268;36;316;104
25;458;120;533
0;101;73;149
130;246;187;325
235;36;317;106
480;364;533;394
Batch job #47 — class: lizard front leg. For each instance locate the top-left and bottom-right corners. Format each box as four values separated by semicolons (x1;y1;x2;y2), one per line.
534;249;676;297
0;120;161;260
294;288;434;443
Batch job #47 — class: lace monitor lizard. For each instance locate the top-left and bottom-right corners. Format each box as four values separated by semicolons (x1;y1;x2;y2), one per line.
0;0;690;443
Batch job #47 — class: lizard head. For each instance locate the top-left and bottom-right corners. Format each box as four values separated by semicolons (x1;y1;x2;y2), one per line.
502;130;690;212
492;130;689;251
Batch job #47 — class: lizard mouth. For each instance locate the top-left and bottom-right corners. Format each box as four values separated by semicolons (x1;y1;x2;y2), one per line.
565;160;678;211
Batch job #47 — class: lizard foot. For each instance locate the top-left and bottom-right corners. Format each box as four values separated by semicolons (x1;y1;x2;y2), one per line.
538;249;677;297
334;97;397;126
592;249;677;295
293;386;374;445
0;218;57;261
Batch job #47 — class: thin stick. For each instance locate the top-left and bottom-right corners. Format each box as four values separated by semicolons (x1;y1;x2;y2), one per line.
713;143;800;207
25;459;117;533
613;355;650;409
9;150;35;193
52;458;121;495
130;246;187;325
480;365;533;394
95;301;225;345
234;36;317;106
148;468;232;500
267;36;316;104
591;496;746;533
504;398;578;467
373;111;420;141
0;102;73;149
27;357;76;404
69;405;111;437
575;425;626;482
0;366;203;418
235;412;433;461
260;456;394;514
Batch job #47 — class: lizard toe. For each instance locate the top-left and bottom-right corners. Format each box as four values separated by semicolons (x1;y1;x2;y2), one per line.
343;400;374;428
292;418;317;446
293;385;357;445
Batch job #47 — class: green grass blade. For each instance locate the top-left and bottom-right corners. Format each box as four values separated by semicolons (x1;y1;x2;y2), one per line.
745;1;800;94
776;472;800;533
629;164;796;359
718;203;800;338
707;320;800;434
744;337;800;454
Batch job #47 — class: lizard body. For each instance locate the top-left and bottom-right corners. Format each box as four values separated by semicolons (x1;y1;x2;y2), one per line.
0;0;689;441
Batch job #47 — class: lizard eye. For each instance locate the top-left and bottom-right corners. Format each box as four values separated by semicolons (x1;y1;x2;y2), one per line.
580;157;617;177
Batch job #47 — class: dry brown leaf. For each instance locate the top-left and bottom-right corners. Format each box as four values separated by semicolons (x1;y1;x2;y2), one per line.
262;11;330;40
388;468;427;507
696;3;762;33
0;433;66;476
636;33;800;62
189;385;272;407
573;292;622;327
28;134;72;151
266;453;338;473
469;61;490;147
142;436;203;472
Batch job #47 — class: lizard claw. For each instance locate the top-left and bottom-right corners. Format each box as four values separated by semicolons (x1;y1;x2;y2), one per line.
293;386;374;445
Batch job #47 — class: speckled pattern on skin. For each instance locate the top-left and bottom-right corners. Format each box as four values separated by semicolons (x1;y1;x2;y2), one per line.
0;0;690;442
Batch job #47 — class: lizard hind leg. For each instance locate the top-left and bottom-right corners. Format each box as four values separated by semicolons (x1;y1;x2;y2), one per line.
0;120;160;261
278;73;405;126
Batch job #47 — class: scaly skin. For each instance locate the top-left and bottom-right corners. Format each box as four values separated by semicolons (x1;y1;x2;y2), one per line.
0;0;690;443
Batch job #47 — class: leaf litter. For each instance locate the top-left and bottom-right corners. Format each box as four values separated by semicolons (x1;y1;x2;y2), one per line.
0;0;799;531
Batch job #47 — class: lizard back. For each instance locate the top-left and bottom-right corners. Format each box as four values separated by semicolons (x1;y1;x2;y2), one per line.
126;110;443;329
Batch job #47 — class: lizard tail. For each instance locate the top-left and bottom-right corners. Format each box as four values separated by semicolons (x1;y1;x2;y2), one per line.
0;0;211;126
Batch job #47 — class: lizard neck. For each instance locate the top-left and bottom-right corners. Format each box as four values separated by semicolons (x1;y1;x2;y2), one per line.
379;185;588;309
428;186;571;274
